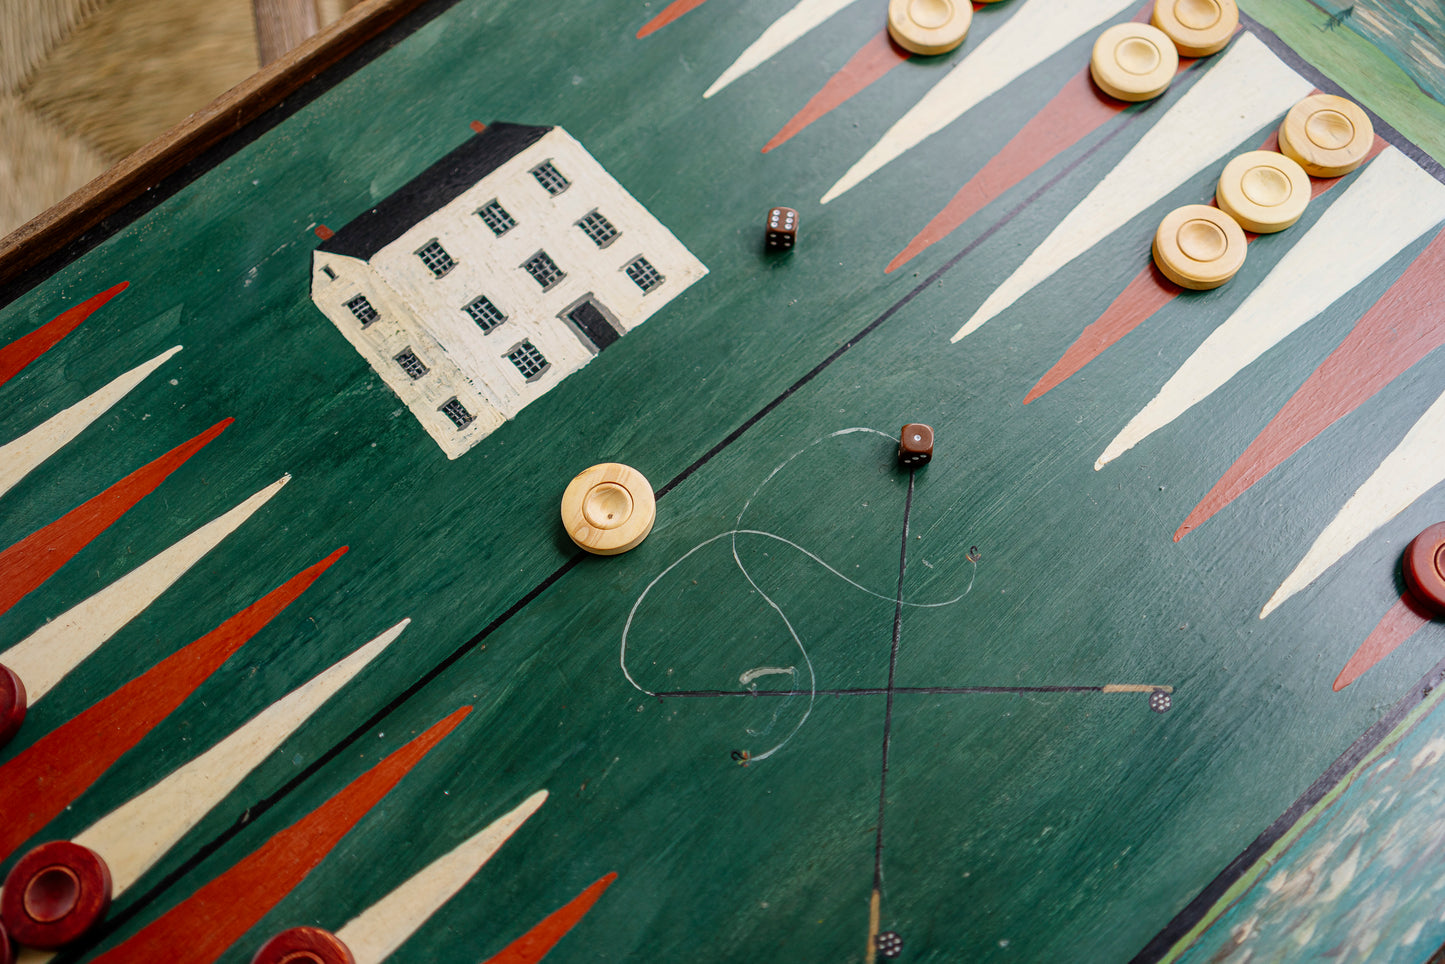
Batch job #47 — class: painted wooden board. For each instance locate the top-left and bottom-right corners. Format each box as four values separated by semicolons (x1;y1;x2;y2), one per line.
0;1;1443;962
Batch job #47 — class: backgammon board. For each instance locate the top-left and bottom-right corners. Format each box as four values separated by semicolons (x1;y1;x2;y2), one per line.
1;0;1444;961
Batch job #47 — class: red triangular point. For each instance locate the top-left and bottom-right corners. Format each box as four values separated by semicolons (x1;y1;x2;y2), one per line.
1024;260;1177;404
484;873;618;964
0;418;232;617
1025;130;1391;409
1176;216;1445;541
637;0;710;38
0;546;347;861
886;67;1124;274
763;30;910;154
92;706;471;964
1334;594;1436;691
0;282;128;388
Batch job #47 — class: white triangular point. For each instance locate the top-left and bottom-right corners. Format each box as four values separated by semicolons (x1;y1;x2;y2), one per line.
335;789;549;964
703;0;862;99
820;0;1135;204
1261;388;1445;619
0;345;182;499
1095;148;1445;470
72;619;410;895
950;33;1313;343
0;476;291;705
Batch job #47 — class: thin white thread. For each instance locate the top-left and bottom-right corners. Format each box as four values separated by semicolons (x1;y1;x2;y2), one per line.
620;428;972;761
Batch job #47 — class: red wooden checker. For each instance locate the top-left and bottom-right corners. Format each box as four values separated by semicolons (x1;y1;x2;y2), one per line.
0;841;112;949
1404;523;1445;618
250;926;355;964
0;664;24;749
0;916;13;964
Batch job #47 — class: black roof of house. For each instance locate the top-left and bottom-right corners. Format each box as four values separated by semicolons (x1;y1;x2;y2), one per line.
318;122;553;260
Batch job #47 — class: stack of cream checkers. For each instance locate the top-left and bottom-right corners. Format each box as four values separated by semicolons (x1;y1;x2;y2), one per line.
1153;90;1374;289
1083;1;1376;289
888;0;1378;291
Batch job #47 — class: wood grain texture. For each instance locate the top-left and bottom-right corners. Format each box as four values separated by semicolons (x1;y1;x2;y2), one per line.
254;0;320;66
20;0;260;161
0;0;436;294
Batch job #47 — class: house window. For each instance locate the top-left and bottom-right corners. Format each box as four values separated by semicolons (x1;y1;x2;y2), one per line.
345;295;378;325
624;256;664;292
531;161;569;196
463;295;506;333
321;266;337;280
394;348;428;380
521;251;565;290
576;210;618;248
506;341;549;381
416;239;456;277
440;397;474;429
477;200;515;236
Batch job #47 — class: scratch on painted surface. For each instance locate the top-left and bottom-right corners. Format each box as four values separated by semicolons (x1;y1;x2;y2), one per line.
620;428;975;763
739;666;795;685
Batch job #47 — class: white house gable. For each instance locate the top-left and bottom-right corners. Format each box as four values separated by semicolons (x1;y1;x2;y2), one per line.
310;122;707;459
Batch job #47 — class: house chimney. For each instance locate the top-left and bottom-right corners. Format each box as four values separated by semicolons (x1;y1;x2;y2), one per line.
470;120;486;134
314;224;333;240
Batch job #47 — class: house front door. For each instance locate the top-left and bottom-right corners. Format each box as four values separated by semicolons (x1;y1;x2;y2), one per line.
566;299;620;353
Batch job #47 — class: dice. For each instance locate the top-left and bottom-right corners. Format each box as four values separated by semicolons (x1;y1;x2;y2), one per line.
764;206;798;251
898;423;933;468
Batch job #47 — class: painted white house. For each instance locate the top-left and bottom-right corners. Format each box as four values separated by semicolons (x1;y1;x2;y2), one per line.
310;122;707;458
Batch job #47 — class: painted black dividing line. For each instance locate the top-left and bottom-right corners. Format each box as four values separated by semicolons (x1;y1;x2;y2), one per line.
874;471;915;894
655;97;1149;501
1131;654;1445;962
61;74;1158;961
656;685;1115;698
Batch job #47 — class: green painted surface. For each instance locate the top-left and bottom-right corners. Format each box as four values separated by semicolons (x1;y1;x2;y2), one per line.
1;1;1443;961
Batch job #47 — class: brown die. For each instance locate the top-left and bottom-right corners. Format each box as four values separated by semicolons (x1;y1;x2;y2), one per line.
898;424;933;468
764;206;798;251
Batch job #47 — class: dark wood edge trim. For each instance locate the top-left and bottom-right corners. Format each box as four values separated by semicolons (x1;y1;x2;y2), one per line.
0;0;433;291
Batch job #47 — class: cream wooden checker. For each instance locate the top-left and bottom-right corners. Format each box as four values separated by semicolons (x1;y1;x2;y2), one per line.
561;463;656;555
1090;23;1178;102
1152;204;1247;290
1150;0;1238;57
1278;93;1374;178
887;0;971;56
1215;150;1310;233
